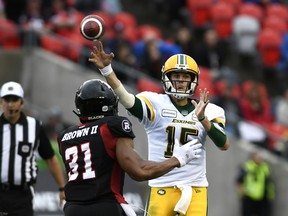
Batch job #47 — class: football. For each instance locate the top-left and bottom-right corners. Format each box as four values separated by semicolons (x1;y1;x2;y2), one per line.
80;15;106;40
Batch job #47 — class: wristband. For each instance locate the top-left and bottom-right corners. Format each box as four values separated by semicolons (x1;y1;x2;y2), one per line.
99;64;113;76
198;116;205;121
59;187;65;192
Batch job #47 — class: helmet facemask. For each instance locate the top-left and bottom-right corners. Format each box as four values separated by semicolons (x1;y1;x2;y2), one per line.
162;71;198;99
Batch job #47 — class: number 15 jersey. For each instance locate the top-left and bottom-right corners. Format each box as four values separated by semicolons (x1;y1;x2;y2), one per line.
131;91;226;188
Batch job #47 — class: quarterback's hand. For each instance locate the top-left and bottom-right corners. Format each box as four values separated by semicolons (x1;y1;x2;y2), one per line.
173;139;202;167
89;40;114;69
191;88;209;121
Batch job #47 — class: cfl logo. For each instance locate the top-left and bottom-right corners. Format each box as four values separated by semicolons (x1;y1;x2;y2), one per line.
122;120;132;132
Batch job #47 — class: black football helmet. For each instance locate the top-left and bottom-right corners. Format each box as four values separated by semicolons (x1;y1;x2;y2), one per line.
74;79;119;123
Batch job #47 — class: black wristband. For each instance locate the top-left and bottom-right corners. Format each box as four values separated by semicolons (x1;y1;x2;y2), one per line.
198;116;205;121
59;187;64;192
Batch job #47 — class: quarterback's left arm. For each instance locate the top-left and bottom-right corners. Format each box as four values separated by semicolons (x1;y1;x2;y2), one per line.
192;88;230;151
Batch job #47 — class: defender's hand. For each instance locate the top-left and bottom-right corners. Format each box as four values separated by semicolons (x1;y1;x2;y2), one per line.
173;139;202;167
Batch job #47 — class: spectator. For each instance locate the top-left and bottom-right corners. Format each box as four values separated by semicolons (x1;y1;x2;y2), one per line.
18;0;49;46
46;0;77;38
3;0;27;24
172;25;196;58
275;87;288;128
106;22;137;69
278;33;288;85
238;80;274;148
193;26;228;77
18;0;47;32
74;0;101;14
236;150;275;216
239;80;273;125
0;81;66;216
101;0;122;14
133;32;182;80
213;80;241;138
151;0;187;27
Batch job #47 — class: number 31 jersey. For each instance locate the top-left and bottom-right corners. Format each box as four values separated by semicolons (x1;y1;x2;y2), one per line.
57;116;135;203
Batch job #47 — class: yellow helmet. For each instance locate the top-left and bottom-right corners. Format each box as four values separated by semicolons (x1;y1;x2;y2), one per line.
161;54;200;99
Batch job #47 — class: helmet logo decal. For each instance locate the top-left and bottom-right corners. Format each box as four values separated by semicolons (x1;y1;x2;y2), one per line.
102;105;108;112
157;189;166;195
122;120;132;132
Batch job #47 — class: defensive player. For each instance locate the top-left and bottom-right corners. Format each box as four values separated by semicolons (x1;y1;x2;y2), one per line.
89;40;230;216
57;79;202;216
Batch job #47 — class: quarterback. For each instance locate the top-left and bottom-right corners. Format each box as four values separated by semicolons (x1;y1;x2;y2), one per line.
89;40;230;216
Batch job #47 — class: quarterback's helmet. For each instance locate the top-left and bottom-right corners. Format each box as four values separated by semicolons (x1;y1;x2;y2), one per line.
162;54;200;99
74;79;119;122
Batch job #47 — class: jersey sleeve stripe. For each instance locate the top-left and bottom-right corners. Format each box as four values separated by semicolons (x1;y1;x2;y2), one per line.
212;117;225;126
137;95;155;122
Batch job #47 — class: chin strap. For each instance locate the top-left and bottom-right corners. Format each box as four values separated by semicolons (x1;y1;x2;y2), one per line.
174;185;193;215
73;110;80;117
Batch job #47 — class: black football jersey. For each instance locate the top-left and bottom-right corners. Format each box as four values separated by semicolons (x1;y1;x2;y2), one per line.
57;116;135;203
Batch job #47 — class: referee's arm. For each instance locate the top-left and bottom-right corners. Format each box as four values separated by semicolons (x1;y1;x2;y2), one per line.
38;125;66;203
46;155;66;202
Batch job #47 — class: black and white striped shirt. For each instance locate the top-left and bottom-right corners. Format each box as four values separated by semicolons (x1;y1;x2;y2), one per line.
0;112;54;186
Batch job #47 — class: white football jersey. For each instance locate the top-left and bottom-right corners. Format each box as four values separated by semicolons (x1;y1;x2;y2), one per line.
135;91;226;187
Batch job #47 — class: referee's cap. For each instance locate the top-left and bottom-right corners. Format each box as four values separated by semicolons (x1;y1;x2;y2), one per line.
0;81;24;98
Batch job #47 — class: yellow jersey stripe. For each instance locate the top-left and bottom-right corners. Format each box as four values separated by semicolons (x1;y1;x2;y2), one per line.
213;117;225;126
137;95;155;122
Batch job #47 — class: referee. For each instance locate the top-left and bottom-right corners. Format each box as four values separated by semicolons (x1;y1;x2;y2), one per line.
0;81;66;216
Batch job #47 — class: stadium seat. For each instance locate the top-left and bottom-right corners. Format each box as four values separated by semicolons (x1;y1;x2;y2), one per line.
218;0;242;13
241;79;268;99
64;35;84;62
262;16;287;36
266;4;288;24
90;10;114;30
88;10;116;40
194;67;216;98
238;3;264;22
210;2;235;39
113;12;137;28
39;34;67;58
120;26;139;44
136;78;163;93
199;66;213;83
186;0;212;27
137;24;162;40
0;19;21;48
257;29;282;68
263;122;288;150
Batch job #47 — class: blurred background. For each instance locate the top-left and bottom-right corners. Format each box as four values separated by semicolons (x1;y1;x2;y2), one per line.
1;0;288;215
